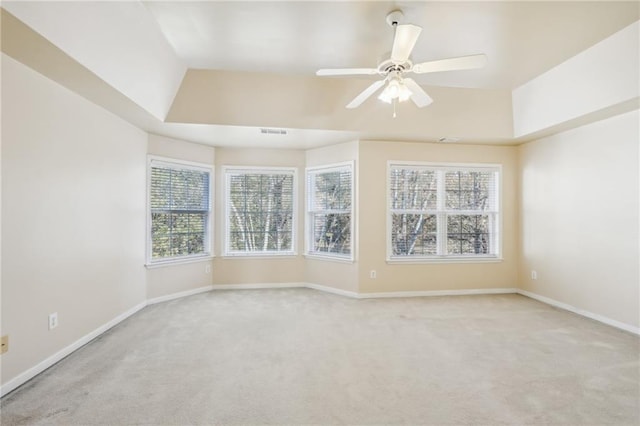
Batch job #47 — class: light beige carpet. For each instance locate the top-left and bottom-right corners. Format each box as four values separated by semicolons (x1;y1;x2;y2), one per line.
1;288;639;425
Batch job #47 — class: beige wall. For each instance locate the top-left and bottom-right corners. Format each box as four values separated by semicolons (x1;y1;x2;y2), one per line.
146;138;522;295
146;262;212;300
168;70;514;144
358;140;519;293
519;110;639;327
213;148;306;285
304;141;359;292
1;55;147;386
148;134;215;164
146;134;215;299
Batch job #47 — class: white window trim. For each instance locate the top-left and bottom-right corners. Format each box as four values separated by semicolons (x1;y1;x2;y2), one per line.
145;155;214;267
386;161;502;263
305;161;355;262
303;253;355;264
145;255;214;269
222;165;298;257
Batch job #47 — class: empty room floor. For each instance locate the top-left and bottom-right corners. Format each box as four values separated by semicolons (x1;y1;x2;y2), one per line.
1;288;638;425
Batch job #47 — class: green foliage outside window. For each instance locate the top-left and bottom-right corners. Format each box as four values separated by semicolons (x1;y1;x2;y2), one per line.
150;165;210;260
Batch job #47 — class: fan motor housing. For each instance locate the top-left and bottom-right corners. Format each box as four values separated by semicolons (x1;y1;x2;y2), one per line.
378;58;413;76
386;10;404;27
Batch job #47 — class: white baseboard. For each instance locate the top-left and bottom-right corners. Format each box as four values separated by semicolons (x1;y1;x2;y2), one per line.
194;283;518;301
517;289;640;335
210;283;306;290
152;285;524;302
304;282;359;298
518;289;640;335
357;287;518;299
0;301;147;398
147;285;214;305
6;284;635;398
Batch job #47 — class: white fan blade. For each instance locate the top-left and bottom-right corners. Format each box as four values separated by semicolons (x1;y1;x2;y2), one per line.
346;80;386;109
412;54;487;74
391;24;422;63
316;68;378;76
403;78;433;108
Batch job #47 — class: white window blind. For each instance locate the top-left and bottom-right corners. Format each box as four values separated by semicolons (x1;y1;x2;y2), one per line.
306;163;353;258
389;163;500;260
148;159;211;262
224;168;296;255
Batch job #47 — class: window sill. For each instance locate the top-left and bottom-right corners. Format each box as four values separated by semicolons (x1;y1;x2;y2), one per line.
386;256;503;265
145;255;213;269
304;254;354;264
221;253;298;259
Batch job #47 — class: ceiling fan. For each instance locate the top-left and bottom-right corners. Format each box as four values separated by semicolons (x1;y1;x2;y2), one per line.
316;10;487;114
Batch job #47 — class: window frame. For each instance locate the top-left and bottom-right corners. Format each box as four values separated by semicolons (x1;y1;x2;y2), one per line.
305;161;355;262
146;155;213;267
223;165;298;258
386;161;502;263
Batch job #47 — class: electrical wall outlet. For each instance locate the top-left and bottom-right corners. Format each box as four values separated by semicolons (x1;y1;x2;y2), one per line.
48;312;58;330
531;270;538;280
205;265;211;274
1;336;8;354
370;270;377;279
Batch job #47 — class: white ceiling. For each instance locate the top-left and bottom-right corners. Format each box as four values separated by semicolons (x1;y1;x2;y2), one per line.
3;1;639;148
144;1;639;89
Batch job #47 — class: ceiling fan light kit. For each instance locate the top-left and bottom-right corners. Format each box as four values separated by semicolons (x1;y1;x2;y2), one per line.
378;72;411;104
316;9;488;117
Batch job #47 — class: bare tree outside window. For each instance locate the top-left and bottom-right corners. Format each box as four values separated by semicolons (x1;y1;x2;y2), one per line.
307;165;352;257
389;164;498;259
445;171;492;255
390;168;438;256
226;170;295;254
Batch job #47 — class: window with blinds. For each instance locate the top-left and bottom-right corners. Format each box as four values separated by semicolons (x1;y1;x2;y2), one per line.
224;167;296;255
306;163;353;259
148;159;212;263
388;163;500;260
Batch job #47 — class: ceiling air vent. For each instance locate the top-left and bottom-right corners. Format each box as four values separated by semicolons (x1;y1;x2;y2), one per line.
438;137;460;143
260;128;288;135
